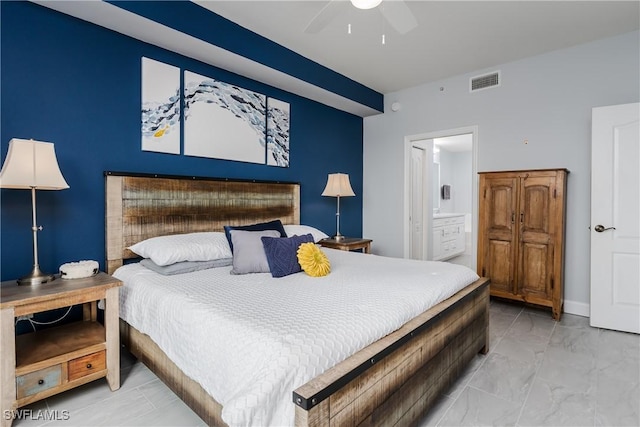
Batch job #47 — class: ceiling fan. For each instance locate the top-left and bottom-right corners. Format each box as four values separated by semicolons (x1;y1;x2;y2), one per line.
304;0;418;35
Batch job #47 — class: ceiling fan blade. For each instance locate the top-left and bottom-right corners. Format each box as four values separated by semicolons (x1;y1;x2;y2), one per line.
380;0;418;35
304;0;348;34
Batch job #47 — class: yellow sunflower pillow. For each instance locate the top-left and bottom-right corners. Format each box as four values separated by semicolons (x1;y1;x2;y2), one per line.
297;243;331;277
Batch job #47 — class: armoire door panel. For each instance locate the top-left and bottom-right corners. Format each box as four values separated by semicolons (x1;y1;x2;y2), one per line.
480;176;518;295
520;230;552;245
519;242;553;298
487;239;514;293
520;176;554;235
489;190;512;230
486;179;517;234
487;229;515;242
522;187;550;233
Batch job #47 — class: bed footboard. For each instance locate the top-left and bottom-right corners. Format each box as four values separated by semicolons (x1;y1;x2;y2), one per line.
293;277;490;427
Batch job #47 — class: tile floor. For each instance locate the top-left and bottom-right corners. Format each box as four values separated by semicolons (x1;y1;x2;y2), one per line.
419;301;640;427
11;300;640;427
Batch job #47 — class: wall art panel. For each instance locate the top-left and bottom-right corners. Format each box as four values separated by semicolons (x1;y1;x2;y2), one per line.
267;98;290;167
141;57;181;154
184;70;266;164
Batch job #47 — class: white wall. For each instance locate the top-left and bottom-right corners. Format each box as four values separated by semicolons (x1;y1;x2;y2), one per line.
363;31;639;313
438;149;472;215
438;149;455;213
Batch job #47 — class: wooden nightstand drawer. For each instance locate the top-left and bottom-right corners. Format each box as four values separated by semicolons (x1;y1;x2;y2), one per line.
68;351;106;381
16;365;62;399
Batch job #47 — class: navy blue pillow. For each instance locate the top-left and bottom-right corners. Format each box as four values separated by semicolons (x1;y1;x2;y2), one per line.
261;233;314;278
224;220;287;252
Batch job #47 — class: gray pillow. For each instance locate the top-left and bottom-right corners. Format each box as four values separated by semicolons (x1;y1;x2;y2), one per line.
230;229;281;275
140;258;232;275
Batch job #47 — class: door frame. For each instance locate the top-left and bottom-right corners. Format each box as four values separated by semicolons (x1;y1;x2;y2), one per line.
403;125;479;270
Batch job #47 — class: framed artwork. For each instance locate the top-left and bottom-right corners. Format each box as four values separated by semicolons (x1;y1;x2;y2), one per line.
184;70;266;164
141;57;181;154
266;98;290;167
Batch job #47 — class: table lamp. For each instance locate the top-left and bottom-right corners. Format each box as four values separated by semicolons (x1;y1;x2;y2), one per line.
0;138;69;285
321;173;355;241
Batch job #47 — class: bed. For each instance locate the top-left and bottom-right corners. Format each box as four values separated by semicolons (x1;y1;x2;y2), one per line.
105;171;490;427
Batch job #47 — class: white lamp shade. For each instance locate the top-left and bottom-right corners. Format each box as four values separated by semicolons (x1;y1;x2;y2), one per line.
351;0;382;10
322;173;355;197
0;139;69;190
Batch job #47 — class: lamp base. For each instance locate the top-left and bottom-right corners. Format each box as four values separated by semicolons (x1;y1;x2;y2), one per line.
17;266;56;286
333;234;345;241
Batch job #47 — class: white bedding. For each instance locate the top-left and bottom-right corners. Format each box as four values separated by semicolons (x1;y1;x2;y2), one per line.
114;248;479;426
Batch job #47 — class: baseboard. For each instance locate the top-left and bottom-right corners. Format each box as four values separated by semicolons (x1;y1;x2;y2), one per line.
564;300;590;318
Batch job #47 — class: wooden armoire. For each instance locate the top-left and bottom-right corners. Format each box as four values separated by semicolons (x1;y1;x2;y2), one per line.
477;169;568;320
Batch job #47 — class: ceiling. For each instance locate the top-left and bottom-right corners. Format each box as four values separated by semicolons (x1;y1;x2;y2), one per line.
435;134;472;152
197;0;640;94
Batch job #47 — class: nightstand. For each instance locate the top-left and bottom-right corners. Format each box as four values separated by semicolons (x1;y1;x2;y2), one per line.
318;237;372;253
0;273;122;427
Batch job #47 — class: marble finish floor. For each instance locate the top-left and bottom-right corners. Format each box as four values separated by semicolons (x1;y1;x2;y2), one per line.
419;301;639;427
12;300;639;427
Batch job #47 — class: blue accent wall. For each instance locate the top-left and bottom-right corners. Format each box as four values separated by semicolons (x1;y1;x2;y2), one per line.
108;1;383;112
0;1;365;281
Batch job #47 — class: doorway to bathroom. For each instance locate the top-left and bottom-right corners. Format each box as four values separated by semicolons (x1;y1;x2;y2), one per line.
404;126;478;270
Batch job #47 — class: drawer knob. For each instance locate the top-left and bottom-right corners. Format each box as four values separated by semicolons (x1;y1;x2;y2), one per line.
86;363;92;369
38;379;44;385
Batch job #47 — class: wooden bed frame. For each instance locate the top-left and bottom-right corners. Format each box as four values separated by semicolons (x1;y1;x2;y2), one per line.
105;171;490;427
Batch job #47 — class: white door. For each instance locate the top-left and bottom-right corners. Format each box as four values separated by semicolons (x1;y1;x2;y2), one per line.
590;102;640;333
410;146;425;260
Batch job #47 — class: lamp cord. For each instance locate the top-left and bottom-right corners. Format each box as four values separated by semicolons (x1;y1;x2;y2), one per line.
15;305;74;332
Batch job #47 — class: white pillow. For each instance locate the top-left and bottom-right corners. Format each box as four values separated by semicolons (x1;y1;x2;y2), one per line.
128;232;232;266
284;224;329;243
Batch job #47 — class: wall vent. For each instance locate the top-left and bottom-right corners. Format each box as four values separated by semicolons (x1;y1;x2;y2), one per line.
470;71;501;92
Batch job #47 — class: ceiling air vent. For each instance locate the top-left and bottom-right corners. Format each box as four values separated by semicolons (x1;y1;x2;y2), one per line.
470;71;501;92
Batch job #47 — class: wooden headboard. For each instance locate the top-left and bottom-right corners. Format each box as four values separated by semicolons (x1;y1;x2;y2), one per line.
105;172;300;274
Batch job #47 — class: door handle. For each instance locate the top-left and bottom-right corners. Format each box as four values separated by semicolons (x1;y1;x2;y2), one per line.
594;224;616;232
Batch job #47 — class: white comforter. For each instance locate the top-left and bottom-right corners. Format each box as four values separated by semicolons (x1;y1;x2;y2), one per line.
114;248;478;426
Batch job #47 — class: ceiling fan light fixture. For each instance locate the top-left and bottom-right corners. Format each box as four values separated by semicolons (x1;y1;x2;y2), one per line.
351;0;382;10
